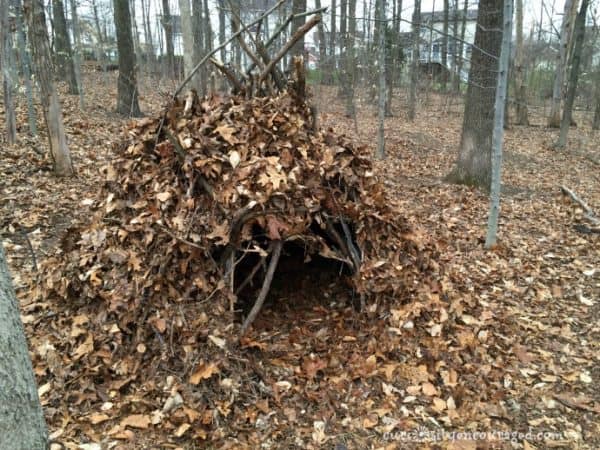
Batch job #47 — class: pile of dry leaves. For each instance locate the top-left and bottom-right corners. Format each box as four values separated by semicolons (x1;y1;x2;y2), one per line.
31;89;442;444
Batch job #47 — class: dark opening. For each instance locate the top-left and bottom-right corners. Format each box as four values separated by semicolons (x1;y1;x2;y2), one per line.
233;240;354;327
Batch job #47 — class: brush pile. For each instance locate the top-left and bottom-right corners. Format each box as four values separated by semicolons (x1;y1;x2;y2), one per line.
34;88;440;442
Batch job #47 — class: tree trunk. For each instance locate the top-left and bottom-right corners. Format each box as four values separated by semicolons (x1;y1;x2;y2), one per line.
376;0;386;158
26;0;74;176
556;0;589;148
329;0;336;79
68;0;84;108
514;0;528;125
140;0;156;70
0;244;48;450
15;0;37;136
446;0;503;188
203;0;212;53
453;0;467;93
113;0;142;116
548;0;578;128
441;0;449;91
408;0;420;121
291;0;307;60
338;0;347;95
52;0;78;94
161;0;175;77
192;0;205;92
91;0;107;72
179;0;196;88
315;0;326;74
485;0;512;248
344;0;356;117
1;0;17;144
218;0;226;62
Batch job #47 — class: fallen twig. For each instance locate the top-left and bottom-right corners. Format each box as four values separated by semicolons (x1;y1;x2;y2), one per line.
560;185;600;225
240;240;283;336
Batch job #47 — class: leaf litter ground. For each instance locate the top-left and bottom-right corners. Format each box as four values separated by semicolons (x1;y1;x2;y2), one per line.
0;74;598;449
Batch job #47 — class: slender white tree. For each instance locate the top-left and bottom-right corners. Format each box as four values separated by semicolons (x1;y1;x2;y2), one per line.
485;0;513;248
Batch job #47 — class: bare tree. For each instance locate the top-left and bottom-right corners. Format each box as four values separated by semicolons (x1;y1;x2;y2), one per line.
556;0;589;148
179;0;196;86
1;0;17;144
441;0;449;91
514;0;528;125
446;0;504;188
161;0;176;77
291;0;307;60
113;0;142;116
52;0;78;94
14;0;37;136
376;0;386;158
0;244;48;450
68;0;84;108
486;0;512;248
548;0;579;128
408;0;421;121
26;0;74;176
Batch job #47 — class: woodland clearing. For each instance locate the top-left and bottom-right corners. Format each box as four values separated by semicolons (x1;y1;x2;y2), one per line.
1;72;599;449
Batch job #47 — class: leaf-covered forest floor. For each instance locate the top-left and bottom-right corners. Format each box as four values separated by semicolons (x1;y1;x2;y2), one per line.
1;72;599;449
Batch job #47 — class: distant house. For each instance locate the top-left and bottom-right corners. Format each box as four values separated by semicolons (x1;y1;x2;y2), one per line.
404;8;479;80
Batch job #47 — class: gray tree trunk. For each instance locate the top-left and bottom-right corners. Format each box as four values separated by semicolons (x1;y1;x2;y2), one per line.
178;0;196;86
26;0;74;176
315;0;326;74
344;0;356;117
161;0;175;77
14;0;37;136
514;0;528;125
408;0;421;121
291;0;307;60
0;244;48;450
441;0;449;91
218;0;226;62
446;0;503;188
68;0;84;109
1;0;17;144
485;0;512;248
376;0;386;158
52;0;78;94
454;0;468;93
548;0;578;128
556;0;589;148
113;0;142;116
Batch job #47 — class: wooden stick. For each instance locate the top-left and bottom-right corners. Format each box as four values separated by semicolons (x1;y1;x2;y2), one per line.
561;185;600;225
246;6;328;75
173;0;285;97
257;15;321;87
240;240;282;336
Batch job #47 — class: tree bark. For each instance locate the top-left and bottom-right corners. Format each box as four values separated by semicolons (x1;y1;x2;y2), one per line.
179;0;196;87
376;0;386;158
453;0;468;93
291;0;307;60
548;0;578;128
192;0;206;92
446;0;503;188
485;0;512;248
315;0;326;74
329;0;336;80
441;0;449;91
52;0;78;94
408;0;421;121
514;0;528;125
91;0;107;72
344;0;357;117
15;0;37;136
68;0;84;108
1;0;17;144
26;0;74;176
556;0;589;148
0;244;48;450
218;0;226;62
161;0;175;77
113;0;142;116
